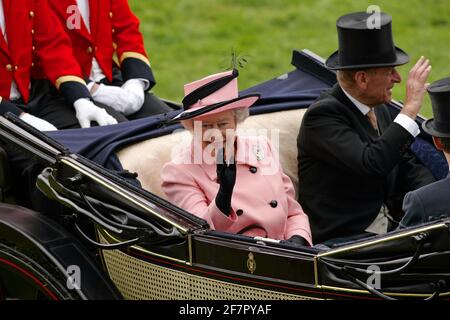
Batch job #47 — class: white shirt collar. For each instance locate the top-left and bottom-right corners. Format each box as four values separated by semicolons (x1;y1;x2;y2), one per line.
0;1;6;41
341;87;371;116
76;0;91;32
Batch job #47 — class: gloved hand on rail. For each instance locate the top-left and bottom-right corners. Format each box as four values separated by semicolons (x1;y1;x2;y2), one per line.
286;235;310;247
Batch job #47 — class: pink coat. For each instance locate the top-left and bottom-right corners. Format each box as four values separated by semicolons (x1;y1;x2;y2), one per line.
161;135;312;245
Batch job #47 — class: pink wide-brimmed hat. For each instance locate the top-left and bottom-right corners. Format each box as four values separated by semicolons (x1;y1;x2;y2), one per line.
171;69;260;121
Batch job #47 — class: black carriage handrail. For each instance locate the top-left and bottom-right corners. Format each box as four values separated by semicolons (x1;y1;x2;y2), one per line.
55;156;204;232
318;232;449;300
73;222;144;250
321;232;429;277
341;271;444;301
37;167;183;249
320;256;446;301
67;154;210;231
345;273;441;301
73;178;182;240
37;168;124;234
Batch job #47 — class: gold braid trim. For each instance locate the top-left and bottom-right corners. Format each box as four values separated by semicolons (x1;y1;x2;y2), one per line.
55;76;86;90
119;52;151;67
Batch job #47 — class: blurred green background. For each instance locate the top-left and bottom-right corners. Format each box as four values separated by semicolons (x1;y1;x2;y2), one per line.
129;0;450;118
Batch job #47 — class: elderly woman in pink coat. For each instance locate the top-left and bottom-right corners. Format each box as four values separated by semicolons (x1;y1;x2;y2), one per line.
161;69;312;246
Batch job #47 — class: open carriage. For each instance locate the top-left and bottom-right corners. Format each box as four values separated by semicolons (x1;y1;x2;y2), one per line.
0;50;449;300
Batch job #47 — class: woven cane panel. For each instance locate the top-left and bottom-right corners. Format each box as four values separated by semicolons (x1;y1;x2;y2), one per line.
188;275;311;300
102;247;191;300
100;240;314;300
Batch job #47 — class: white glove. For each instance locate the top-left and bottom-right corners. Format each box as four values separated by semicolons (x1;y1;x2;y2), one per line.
121;79;146;116
73;98;118;128
20;113;58;131
88;83;132;115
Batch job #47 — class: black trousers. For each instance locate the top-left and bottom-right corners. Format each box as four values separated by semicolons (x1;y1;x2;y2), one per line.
11;79;126;129
127;91;173;120
16;76;172;129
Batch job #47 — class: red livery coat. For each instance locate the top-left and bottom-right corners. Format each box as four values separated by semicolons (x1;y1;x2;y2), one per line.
48;0;153;84
0;0;85;103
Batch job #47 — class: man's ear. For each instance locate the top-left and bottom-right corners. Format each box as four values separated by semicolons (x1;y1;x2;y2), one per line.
354;71;368;90
432;136;444;151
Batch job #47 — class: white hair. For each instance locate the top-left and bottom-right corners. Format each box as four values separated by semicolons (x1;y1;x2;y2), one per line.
233;107;250;124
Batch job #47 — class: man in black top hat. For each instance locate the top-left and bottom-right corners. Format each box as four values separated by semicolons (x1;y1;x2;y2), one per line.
297;12;436;244
399;78;450;228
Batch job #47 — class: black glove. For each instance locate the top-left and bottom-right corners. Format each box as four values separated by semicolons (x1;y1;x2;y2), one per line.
287;235;309;247
215;148;236;216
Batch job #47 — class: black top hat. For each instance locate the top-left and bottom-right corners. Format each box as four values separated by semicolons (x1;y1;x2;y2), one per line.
325;12;410;70
422;77;450;138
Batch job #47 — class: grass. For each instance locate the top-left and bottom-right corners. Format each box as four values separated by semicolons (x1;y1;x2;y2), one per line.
129;0;450;118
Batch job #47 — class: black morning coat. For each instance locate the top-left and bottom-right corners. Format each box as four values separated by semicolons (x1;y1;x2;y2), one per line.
400;173;450;228
297;84;435;244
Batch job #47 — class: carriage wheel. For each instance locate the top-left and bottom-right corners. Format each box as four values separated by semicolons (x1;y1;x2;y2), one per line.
0;244;76;300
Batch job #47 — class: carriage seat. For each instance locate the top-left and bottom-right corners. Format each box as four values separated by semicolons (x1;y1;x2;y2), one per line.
116;109;307;200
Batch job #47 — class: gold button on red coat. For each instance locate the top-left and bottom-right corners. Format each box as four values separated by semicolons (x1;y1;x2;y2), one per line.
87;46;93;54
5;64;13;72
14;65;18;71
29;11;34;17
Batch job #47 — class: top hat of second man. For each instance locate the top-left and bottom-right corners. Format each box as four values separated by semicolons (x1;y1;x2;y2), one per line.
325;12;410;70
423;77;450;138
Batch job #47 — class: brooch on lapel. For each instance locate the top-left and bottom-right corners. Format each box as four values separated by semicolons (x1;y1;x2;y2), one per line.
252;145;265;161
